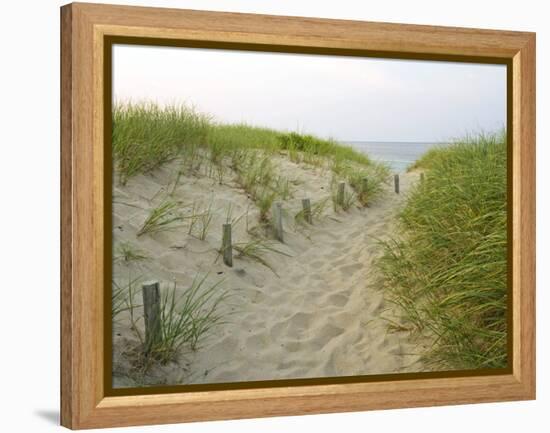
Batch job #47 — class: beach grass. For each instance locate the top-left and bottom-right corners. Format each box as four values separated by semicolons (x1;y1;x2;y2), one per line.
278;132;372;166
376;131;507;369
186;199;215;241
112;278;135;320
137;198;188;237
113;102;211;184
233;238;292;275
347;163;390;206
114;241;149;264
330;180;357;212
158;275;228;356
126;274;229;365
294;197;330;226
113;102;387;187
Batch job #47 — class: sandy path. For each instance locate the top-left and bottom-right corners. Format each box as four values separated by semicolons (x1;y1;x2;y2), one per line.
111;156;424;387
188;170;422;384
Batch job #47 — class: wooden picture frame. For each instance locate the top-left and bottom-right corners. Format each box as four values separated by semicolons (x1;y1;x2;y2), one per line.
60;2;535;429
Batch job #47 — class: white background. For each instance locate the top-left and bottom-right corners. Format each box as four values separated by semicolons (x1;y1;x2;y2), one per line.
0;0;546;431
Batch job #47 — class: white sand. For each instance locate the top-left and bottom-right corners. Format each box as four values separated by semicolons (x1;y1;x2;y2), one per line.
112;155;427;387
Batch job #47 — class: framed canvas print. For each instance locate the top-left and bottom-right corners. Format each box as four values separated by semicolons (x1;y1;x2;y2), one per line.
60;2;536;429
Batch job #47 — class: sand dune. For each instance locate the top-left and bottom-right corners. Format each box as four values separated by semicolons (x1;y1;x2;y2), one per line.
112;155;427;387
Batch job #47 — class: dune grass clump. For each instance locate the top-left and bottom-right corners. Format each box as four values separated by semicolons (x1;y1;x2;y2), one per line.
274;176;293;200
157;275;228;355
347;164;390;206
113;102;389;206
278;132;372;166
113;102;211;184
114;241;149;264
255;188;278;223
112;276;141;320
232;151;290;223
137;198;188;237
376;131;507;370
208;123;281;154
294;197;330;226
330;180;357;212
331;158;390;207
186;200;215;241
127;274;229;364
233;238;291;275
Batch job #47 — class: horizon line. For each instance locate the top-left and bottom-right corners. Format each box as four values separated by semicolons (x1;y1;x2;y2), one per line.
342;139;449;144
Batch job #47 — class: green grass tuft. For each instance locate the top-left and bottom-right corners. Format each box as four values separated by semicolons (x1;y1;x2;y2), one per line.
137;198;188;237
114;241;149;264
125;274;229;364
113;102;387;192
376;131;507;370
294;197;330;226
233;238;291;275
113;102;211;184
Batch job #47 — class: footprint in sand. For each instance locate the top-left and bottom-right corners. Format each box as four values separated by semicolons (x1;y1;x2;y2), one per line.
326;293;349;307
330;259;346;269
367;296;385;314
338;263;363;276
309;323;345;349
269;318;290;341
329;241;347;249
284;340;303;353
327;349;366;376
286;311;313;338
301;290;323;306
245;333;270;350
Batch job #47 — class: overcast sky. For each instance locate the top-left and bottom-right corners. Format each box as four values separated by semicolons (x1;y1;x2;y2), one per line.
113;44;506;142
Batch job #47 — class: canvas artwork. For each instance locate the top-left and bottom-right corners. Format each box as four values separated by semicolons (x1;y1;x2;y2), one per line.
110;45;508;388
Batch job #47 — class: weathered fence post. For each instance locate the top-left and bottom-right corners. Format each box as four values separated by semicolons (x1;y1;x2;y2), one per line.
362;177;368;193
222;223;233;267
420;172;425;183
272;201;284;242
337;182;346;207
142;281;161;352
302;198;312;224
394;174;400;194
360;177;369;204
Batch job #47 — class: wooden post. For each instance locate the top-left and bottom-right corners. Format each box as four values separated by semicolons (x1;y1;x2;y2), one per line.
361;177;368;193
420;172;425;183
222;223;233;267
142;281;161;352
272;201;284;242
394;174;400;194
337;182;345;207
360;177;369;204
302;198;312;224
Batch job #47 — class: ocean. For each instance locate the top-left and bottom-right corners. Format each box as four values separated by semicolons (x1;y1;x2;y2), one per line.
345;141;447;173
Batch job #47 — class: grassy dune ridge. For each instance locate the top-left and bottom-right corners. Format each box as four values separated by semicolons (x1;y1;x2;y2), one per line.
112;102;389;205
377;131;508;369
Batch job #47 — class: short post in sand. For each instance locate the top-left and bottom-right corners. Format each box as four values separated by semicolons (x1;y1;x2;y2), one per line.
420;172;425;183
272;201;284;242
221;223;233;267
302;198;312;224
394;174;400;194
362;177;368;193
142;281;161;353
361;177;368;203
337;181;346;208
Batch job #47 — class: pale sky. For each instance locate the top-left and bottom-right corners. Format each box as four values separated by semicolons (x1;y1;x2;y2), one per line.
113;44;506;142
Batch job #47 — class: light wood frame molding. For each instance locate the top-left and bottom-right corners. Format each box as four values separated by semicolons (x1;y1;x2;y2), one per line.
60;2;535;429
